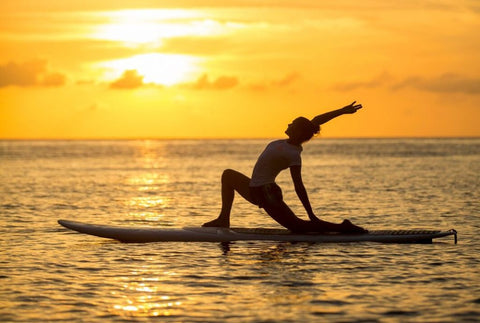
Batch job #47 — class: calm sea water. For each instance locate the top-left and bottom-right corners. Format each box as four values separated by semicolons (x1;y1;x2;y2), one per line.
1;138;479;322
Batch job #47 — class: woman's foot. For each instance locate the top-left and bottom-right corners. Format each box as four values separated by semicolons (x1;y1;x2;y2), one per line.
202;217;230;228
341;219;368;234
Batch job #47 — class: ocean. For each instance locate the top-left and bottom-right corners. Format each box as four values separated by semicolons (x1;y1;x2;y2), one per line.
1;138;479;322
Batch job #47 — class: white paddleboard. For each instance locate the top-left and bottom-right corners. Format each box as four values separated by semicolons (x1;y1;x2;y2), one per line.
58;220;457;244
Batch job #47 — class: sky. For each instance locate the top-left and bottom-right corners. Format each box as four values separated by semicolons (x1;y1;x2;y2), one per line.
1;0;479;139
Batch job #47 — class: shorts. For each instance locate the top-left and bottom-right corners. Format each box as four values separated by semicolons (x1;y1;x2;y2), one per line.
249;183;283;208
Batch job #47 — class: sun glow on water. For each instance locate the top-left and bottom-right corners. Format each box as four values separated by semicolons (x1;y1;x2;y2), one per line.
111;274;184;318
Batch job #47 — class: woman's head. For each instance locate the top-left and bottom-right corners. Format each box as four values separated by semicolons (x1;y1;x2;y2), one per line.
285;117;320;143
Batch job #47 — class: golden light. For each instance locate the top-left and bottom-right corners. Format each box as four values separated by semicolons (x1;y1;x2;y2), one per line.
128;173;170;191
92;9;225;45
88;9;243;86
111;276;183;318
127;196;169;209
98;53;202;86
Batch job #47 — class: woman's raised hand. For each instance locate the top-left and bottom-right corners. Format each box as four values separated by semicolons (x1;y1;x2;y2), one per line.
342;101;363;114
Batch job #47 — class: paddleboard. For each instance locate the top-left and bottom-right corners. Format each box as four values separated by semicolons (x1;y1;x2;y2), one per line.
58;220;457;244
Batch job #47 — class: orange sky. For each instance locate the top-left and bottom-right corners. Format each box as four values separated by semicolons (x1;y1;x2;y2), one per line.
1;0;479;139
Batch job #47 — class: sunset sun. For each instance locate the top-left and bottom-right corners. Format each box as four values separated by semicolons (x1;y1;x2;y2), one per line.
98;53;202;86
89;9;213;86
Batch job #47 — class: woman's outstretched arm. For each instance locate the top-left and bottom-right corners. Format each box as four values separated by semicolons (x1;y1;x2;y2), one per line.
311;101;362;126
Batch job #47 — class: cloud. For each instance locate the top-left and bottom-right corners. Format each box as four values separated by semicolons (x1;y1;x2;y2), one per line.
272;72;300;87
248;72;301;91
392;74;480;94
0;59;66;87
109;69;144;89
331;72;392;91
192;74;239;90
332;72;480;95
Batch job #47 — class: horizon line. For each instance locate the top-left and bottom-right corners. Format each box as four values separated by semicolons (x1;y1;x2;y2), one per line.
1;135;479;141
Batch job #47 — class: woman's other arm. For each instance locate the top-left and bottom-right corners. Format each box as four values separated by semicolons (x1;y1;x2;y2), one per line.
290;165;319;221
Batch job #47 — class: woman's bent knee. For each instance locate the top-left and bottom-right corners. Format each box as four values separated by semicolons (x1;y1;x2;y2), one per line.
222;169;250;182
222;169;238;182
223;168;239;176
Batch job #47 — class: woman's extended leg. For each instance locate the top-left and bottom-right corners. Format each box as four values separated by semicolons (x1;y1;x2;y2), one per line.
263;201;366;233
203;169;255;227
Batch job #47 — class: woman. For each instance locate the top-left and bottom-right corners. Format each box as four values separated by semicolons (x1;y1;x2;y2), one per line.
203;101;367;233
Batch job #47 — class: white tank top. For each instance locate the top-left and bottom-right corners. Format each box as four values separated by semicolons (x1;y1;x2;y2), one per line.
250;139;302;187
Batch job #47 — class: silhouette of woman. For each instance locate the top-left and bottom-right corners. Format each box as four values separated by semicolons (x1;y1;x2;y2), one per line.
203;101;367;233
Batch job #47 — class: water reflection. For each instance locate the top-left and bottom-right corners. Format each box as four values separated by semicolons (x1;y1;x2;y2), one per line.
111;275;183;318
134;140;165;167
128;211;165;222
128;173;170;190
111;295;182;317
126;141;171;223
126;195;171;223
219;241;231;254
127;196;169;208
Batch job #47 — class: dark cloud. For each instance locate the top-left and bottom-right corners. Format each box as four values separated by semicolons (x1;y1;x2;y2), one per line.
392;74;480;94
332;72;480;95
192;74;238;90
331;72;392;91
0;59;66;87
109;69;144;89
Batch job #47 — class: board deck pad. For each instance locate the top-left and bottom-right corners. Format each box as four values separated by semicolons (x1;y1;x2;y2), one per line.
231;228;445;235
58;220;457;244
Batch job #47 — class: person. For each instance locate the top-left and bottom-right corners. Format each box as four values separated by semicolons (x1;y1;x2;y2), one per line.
203;101;367;233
